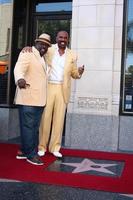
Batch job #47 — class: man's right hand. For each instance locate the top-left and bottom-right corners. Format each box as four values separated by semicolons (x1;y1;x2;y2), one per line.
22;46;32;53
17;79;30;89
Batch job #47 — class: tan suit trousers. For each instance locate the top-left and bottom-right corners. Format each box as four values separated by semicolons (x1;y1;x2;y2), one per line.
39;83;66;153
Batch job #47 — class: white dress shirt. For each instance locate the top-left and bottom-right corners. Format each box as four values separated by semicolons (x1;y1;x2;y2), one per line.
48;44;66;83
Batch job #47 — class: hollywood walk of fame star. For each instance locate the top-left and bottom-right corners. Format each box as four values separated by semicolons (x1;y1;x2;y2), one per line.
120;194;133;198
61;158;118;174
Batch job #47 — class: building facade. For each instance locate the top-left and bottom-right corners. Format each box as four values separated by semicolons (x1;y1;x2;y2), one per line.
0;0;133;152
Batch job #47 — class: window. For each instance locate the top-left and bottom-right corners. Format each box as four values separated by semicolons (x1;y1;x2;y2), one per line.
0;0;13;104
121;0;133;113
33;0;72;44
36;2;72;12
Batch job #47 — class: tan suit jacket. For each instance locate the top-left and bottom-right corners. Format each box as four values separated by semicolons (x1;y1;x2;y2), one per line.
14;47;47;106
45;44;80;104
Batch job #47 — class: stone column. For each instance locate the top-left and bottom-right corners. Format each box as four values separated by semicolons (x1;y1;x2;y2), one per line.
65;0;124;151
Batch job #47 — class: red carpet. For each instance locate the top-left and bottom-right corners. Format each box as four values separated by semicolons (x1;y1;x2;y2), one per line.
0;143;133;194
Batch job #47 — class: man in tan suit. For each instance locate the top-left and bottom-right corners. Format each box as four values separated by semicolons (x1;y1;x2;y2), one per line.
14;33;51;165
38;31;84;158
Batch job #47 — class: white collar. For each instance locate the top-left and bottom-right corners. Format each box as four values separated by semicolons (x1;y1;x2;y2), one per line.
55;43;67;53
